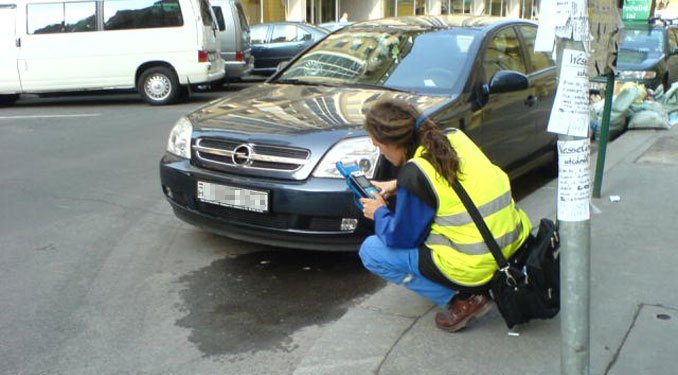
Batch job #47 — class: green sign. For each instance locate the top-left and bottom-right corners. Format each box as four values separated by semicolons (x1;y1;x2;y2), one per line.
622;0;652;21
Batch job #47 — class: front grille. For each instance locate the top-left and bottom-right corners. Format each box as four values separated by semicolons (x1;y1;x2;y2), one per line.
194;138;310;172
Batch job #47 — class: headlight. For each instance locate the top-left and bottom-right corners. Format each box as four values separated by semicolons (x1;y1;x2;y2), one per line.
618;70;657;80
166;116;193;159
313;137;380;178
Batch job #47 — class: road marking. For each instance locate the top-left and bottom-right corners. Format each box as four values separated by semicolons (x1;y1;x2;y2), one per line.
0;114;101;120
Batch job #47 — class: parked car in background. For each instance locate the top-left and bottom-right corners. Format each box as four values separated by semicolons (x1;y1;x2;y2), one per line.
248;22;328;76
318;21;353;32
159;15;558;251
211;0;254;81
0;0;224;105
616;20;678;90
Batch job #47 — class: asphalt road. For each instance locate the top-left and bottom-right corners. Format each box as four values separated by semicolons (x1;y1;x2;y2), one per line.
0;85;552;375
0;86;384;375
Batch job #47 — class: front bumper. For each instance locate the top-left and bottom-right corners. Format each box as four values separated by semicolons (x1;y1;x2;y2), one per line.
159;154;373;251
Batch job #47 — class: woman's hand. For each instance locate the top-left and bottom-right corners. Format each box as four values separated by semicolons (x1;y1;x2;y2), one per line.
360;193;387;221
371;179;398;200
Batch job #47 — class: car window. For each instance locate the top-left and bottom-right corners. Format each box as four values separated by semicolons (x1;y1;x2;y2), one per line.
278;29;477;95
271;24;295;43
618;28;664;63
250;24;267;44
517;25;554;72
483;27;527;81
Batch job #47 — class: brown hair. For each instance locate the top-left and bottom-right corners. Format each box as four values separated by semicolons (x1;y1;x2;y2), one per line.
364;99;461;186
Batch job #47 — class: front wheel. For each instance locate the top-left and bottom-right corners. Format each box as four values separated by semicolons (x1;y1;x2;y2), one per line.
138;66;180;105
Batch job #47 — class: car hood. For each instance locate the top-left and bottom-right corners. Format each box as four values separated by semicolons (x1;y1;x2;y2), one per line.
190;83;450;133
188;83;454;180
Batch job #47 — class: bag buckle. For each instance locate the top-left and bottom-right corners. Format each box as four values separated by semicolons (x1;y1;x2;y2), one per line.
500;266;517;287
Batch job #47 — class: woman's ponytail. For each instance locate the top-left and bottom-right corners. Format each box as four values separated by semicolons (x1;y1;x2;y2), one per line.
418;120;460;186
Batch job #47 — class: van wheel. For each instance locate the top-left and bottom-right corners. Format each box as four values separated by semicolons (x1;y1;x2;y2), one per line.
138;67;180;105
0;94;20;106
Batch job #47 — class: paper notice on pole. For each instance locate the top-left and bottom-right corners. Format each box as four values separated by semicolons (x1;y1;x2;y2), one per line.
547;49;589;137
557;139;590;222
535;0;556;52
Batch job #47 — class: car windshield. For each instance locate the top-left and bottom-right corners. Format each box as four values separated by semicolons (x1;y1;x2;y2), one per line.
275;28;476;95
618;28;664;64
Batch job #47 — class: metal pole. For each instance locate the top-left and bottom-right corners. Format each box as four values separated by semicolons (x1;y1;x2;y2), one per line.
592;72;614;198
555;39;591;375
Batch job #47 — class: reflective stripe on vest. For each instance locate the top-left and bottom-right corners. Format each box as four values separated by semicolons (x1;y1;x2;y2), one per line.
425;220;524;255
433;191;513;227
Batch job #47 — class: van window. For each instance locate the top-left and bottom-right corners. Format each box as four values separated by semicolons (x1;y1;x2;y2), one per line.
235;2;249;32
27;2;96;34
103;0;183;30
198;0;213;27
212;6;226;31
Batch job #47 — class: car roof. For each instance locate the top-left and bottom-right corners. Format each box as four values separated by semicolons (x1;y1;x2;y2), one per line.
347;15;533;32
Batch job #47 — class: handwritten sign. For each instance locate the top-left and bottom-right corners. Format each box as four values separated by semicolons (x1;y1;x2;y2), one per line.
547;49;590;137
554;0;589;42
557;139;590;221
535;0;556;52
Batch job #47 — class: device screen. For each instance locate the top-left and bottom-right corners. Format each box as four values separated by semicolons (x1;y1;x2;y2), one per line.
354;175;372;189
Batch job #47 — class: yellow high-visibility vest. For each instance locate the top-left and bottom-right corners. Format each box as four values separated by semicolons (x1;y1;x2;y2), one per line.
409;130;532;286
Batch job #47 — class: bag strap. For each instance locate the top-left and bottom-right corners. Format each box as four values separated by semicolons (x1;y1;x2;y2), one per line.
451;180;509;269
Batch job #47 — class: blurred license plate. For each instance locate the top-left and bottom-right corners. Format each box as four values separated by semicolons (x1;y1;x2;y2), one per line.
197;181;268;213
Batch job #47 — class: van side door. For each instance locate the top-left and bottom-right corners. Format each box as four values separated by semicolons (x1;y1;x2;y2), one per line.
0;4;21;93
18;1;99;91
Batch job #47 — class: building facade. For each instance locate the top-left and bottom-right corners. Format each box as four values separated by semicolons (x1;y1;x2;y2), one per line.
241;0;541;25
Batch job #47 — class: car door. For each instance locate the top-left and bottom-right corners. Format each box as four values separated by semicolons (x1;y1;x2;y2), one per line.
516;24;557;155
0;3;21;93
477;26;533;170
250;23;271;70
266;24;311;68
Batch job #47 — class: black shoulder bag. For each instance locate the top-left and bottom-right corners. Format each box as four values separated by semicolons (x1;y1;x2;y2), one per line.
451;180;561;329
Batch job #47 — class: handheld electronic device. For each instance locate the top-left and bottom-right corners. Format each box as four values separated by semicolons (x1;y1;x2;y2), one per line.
336;161;380;210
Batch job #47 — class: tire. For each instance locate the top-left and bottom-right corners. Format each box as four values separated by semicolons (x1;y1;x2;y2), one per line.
138;66;180;105
0;94;20;106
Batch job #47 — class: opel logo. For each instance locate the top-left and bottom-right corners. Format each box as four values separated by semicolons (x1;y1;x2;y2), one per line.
232;144;253;166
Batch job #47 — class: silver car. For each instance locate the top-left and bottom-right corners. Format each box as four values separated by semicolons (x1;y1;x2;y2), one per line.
211;0;254;80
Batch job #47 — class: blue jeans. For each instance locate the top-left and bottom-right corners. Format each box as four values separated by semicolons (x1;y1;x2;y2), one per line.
359;235;456;307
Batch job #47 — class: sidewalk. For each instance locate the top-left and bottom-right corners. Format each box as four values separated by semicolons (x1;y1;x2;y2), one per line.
294;125;678;375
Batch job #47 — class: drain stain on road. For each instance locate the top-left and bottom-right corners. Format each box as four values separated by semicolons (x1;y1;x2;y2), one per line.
176;250;384;356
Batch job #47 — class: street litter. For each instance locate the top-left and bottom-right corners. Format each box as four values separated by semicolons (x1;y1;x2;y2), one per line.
259;260;270;265
609;195;621;202
508;331;520;337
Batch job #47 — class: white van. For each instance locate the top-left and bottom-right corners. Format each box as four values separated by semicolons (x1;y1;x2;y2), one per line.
0;0;225;105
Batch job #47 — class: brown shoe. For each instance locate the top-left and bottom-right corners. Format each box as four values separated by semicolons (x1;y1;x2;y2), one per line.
435;294;493;332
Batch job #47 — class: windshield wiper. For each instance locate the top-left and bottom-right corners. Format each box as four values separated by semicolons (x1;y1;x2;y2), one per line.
273;78;313;85
343;82;412;93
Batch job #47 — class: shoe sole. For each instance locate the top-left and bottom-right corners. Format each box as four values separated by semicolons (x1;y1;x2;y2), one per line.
437;301;494;333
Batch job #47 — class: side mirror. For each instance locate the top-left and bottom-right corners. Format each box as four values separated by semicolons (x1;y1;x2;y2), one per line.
276;61;289;72
489;70;529;94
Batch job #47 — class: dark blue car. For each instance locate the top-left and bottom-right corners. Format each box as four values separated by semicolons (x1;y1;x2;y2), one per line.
160;15;558;251
616;21;678;89
249;22;328;76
